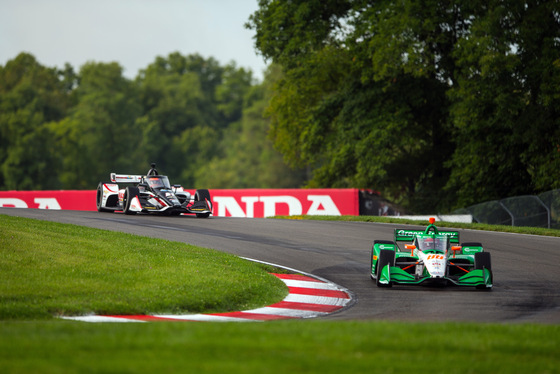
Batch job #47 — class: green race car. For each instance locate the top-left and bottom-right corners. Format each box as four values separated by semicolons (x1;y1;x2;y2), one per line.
370;218;492;289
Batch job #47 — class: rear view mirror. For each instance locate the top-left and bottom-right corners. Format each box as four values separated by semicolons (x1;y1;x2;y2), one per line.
451;246;462;258
405;244;416;255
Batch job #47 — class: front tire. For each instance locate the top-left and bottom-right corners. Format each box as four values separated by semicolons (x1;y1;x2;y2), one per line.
370;240;395;280
194;189;211;218
475;252;492;290
474;251;492;271
370;247;376;280
376;249;395;288
123;186;139;215
96;182;113;212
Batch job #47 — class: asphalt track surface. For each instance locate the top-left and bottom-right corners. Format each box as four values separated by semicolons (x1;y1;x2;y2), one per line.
3;208;560;324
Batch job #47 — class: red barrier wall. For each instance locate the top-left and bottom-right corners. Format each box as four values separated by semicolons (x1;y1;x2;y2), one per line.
0;190;96;210
0;189;359;217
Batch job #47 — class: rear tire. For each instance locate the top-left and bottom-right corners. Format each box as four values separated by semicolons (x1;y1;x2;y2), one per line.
123;186;139;215
376;249;395;288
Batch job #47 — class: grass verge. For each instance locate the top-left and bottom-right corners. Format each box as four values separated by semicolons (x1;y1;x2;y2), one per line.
0;214;288;320
274;215;560;237
0;320;558;373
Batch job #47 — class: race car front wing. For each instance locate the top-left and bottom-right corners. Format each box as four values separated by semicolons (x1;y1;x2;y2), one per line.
378;265;492;289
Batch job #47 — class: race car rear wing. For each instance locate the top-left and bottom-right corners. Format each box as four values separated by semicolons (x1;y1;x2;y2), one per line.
394;229;460;243
110;173;143;184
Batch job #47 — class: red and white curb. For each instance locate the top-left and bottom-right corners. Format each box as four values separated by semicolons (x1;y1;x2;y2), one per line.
61;273;352;323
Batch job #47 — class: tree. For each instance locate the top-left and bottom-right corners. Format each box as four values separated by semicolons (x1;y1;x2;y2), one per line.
248;0;560;212
0;51;308;192
135;53;224;184
445;0;560;207
50;61;142;188
216;63;254;123
0;53;73;189
196;64;307;188
248;0;455;211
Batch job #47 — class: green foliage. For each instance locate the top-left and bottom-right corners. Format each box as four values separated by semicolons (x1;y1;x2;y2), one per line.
247;0;560;212
3;0;558;214
0;53;73;189
445;0;560;207
0;52;305;191
50;62;142;188
135;53;210;180
248;0;352;69
197;65;306;188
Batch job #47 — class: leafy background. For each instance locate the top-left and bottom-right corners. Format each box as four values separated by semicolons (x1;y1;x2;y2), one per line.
1;0;559;213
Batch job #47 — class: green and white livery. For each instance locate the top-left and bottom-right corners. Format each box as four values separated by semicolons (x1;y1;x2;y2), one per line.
370;218;492;289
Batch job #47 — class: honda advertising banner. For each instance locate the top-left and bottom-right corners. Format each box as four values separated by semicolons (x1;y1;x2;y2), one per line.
0;189;360;217
0;191;95;211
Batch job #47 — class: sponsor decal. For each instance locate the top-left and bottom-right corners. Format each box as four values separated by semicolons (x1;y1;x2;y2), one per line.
397;230;424;236
397;229;458;237
462;247;480;253
426;254;444;260
438;231;459;237
212;195;340;217
211;189;358;217
0;197;61;209
0;188;359;218
0;192;91;210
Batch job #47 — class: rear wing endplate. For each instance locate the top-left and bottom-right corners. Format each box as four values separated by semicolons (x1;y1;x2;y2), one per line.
110;173;143;184
394;229;460;243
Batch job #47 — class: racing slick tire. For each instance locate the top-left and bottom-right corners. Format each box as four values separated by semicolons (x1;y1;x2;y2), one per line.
376;249;395;288
474;251;492;271
371;240;395;280
194;189;211;218
96;182;113;213
123;186;139;215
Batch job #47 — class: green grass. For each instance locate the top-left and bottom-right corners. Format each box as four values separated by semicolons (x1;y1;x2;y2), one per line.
0;214;288;320
1;214;558;373
0;320;558;373
275;215;560;237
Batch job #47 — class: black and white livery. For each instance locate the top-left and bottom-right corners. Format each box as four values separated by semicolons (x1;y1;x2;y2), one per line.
96;164;212;218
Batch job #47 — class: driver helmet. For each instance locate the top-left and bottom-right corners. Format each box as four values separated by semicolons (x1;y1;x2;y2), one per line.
148;177;163;188
420;237;435;250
